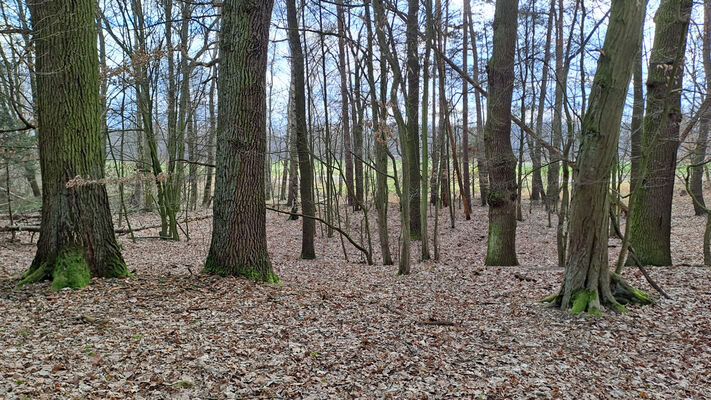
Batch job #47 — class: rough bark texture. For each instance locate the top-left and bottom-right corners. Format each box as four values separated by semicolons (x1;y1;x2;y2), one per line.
630;48;645;194
287;0;316;259
484;0;519;266
23;0;127;289
203;0;278;283
690;1;710;215
406;0;421;241
627;0;692;266
555;0;648;314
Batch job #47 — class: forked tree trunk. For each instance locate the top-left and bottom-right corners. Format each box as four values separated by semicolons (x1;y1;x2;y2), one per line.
484;0;519;266
627;0;693;266
549;0;651;314
203;0;278;282
22;0;128;290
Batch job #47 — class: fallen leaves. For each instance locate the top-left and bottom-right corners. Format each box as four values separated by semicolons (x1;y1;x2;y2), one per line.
0;198;709;398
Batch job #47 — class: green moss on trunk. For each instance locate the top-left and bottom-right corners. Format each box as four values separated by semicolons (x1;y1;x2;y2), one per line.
50;249;91;290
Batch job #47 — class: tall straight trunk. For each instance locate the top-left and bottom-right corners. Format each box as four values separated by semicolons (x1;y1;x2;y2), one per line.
532;0;555;202
461;0;472;215
287;0;316;259
317;3;334;237
163;0;180;240
471;28;488;206
203;0;277;282
406;0;421;241
552;0;649;314
690;1;710;215
400;0;419;271
187;101;198;211
546;0;564;212
132;0;168;230
22;0;127;289
629;47;644;194
627;0;693;266
421;0;434;261
202;75;216;207
364;0;392;265
484;0;519;266
337;1;354;208
430;62;441;205
286;82;299;209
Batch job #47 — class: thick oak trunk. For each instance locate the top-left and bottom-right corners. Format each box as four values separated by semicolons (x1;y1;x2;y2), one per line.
203;0;277;282
23;0;127;290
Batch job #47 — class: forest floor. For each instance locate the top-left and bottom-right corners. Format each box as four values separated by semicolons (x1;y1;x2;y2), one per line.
1;191;710;399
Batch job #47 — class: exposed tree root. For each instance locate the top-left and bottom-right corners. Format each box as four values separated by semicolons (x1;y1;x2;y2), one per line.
542;273;653;316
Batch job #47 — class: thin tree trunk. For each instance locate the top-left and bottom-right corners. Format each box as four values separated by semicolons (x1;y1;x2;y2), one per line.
461;0;472;216
364;0;392;265
287;0;316;259
202;74;216;207
690;1;710;215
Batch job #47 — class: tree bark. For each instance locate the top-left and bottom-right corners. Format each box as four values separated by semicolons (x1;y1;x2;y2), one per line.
203;0;277;282
461;0;472;216
553;0;649;314
22;0;128;290
484;0;520;266
406;0;421;241
690;1;710;215
364;0;392;265
337;1;355;209
627;0;693;266
287;0;316;259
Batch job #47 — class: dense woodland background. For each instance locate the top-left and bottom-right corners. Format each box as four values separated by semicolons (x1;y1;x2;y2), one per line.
1;0;710;397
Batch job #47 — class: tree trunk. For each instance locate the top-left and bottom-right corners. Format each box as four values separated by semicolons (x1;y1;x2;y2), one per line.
461;0;473;216
203;0;277;282
484;0;519;266
690;1;710;215
337;1;355;209
471;29;488;206
629;47;644;194
531;0;554;203
364;0;392;265
546;0;564;212
22;0;128;290
551;0;650;314
202;74;216;207
627;0;693;266
406;0;421;241
287;0;316;259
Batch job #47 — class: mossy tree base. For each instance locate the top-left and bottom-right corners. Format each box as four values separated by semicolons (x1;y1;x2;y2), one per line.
18;247;125;291
203;254;280;284
543;274;653;315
